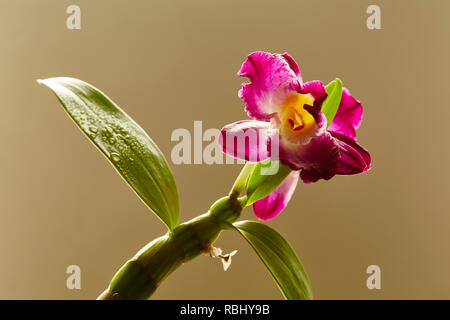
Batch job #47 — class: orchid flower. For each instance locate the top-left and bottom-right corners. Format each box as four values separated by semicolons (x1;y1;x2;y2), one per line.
219;52;371;221
41;56;370;300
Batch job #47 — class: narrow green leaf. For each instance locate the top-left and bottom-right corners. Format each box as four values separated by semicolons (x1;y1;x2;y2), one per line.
321;78;343;128
231;220;313;300
245;160;291;206
38;77;179;230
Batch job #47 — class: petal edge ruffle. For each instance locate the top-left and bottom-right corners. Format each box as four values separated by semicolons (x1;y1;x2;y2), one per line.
238;52;301;121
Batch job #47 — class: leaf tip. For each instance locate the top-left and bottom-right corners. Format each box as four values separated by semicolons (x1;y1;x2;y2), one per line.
37;78;52;87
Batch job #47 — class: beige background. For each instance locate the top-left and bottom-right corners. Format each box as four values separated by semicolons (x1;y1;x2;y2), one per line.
0;0;449;299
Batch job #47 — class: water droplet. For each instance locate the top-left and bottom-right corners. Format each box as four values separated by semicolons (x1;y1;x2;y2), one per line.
111;153;121;163
89;126;98;133
89;133;97;139
109;138;115;145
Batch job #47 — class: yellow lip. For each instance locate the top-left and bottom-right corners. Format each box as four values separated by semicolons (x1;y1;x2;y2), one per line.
279;93;316;143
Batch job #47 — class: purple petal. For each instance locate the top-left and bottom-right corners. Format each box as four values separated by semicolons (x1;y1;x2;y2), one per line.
253;171;299;221
238;52;301;121
300;80;328;112
279;132;340;183
219;120;271;162
329;131;371;175
327;88;363;140
299;81;328;132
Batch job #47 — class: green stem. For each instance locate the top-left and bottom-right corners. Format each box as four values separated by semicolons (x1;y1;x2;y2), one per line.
229;162;255;199
97;196;246;300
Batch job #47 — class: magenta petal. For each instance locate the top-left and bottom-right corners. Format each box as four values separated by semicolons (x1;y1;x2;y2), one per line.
328;88;363;140
253;171;299;221
299;80;328;111
329;131;371;175
238;52;301;121
299;81;328;130
279;132;340;183
219;120;271;162
281;52;302;82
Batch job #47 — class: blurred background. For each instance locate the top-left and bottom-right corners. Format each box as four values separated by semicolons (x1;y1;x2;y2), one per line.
0;0;449;299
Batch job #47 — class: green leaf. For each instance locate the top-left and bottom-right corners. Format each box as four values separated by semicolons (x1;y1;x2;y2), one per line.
231;220;313;300
321;78;343;128
245;160;291;206
38;77;179;230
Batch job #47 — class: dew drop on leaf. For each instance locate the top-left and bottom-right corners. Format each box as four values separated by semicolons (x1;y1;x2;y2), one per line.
111;153;121;163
